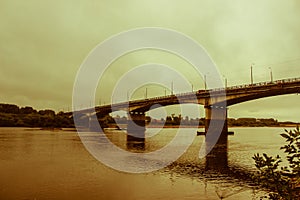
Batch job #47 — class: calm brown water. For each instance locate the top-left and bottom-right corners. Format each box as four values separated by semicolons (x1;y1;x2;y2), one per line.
0;127;289;200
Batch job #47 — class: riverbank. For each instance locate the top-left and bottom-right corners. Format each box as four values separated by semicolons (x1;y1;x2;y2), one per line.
114;124;299;129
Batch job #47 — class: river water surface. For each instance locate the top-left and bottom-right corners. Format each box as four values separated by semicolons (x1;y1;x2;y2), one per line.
0;127;291;200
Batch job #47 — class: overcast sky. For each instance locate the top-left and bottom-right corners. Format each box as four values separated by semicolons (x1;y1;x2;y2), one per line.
1;0;300;121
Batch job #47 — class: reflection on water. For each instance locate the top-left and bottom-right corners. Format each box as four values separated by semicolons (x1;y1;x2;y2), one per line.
126;134;145;151
126;112;146;151
0;127;289;199
205;144;228;172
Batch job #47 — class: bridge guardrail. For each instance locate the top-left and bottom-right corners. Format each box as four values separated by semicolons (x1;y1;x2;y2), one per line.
96;77;300;109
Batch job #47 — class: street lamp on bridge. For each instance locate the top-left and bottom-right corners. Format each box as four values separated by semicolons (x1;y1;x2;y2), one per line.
268;67;273;83
222;75;227;89
204;75;207;90
250;63;254;85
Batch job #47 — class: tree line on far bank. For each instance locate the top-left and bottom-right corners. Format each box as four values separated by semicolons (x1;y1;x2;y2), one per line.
0;103;73;128
108;114;293;127
0;103;297;128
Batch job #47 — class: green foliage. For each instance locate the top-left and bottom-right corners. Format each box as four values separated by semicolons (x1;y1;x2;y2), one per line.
0;103;74;128
228;118;279;127
0;104;20;114
20;106;37;114
280;128;300;176
252;127;300;199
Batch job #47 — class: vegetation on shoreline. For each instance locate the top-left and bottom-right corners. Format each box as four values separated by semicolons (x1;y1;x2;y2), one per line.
0;103;73;128
113;114;298;128
0;103;298;128
252;127;300;199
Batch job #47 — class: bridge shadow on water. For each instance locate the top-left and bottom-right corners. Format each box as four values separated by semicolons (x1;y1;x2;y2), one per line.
164;140;258;200
125;128;258;199
125;128;255;183
126;134;145;151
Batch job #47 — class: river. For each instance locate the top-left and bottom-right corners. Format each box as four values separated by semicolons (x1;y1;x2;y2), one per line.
0;127;292;200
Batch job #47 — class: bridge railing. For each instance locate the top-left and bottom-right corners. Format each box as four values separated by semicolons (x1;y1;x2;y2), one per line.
96;77;300;109
223;77;300;91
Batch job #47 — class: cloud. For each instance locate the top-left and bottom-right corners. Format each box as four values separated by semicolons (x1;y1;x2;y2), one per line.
0;0;299;120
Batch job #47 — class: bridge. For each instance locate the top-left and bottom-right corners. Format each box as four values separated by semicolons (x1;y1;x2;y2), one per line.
76;77;300;132
74;77;300;170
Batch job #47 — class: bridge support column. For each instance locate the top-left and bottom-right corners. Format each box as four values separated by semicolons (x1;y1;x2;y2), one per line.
83;112;109;132
127;111;146;150
204;105;228;171
97;113;110;130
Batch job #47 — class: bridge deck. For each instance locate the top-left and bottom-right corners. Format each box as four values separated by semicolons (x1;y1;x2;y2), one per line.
74;77;300;114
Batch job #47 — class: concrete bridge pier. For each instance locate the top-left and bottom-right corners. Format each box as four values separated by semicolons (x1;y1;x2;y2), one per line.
126;111;146;150
204;105;228;171
95;112;111;131
83;112;108;132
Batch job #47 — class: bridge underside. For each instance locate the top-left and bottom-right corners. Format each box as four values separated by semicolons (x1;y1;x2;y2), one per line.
218;87;300;107
87;85;300;136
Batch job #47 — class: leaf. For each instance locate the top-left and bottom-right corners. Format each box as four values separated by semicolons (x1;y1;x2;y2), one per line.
280;133;290;139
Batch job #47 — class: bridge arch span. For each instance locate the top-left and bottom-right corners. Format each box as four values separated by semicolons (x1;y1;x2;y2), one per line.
214;87;300;107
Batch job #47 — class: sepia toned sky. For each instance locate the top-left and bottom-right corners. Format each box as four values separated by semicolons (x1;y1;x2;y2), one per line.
1;0;300;121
